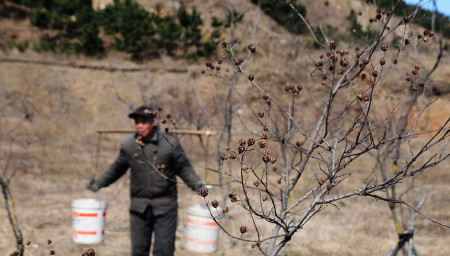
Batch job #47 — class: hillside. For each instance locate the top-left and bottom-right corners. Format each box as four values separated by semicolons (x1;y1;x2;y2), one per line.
1;0;449;255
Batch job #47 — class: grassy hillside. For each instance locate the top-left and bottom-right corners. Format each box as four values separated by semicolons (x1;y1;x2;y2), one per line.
1;0;449;255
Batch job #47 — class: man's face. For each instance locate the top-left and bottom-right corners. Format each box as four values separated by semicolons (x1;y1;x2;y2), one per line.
134;116;155;138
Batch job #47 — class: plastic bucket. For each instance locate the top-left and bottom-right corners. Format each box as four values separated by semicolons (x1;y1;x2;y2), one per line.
186;204;222;253
72;199;108;244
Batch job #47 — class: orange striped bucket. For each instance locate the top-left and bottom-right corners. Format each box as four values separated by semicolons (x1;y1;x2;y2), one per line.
72;199;108;244
186;204;221;253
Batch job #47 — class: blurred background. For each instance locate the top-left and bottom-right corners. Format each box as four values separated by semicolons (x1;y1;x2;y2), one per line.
0;0;449;255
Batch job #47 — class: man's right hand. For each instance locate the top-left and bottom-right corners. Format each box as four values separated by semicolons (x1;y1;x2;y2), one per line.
86;178;100;192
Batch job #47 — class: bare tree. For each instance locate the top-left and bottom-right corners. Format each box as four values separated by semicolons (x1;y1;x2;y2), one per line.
191;1;450;256
1;140;28;256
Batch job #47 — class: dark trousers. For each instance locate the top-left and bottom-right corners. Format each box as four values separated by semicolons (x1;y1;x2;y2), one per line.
130;208;177;256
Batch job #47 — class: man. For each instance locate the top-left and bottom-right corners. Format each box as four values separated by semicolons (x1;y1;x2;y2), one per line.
87;105;204;256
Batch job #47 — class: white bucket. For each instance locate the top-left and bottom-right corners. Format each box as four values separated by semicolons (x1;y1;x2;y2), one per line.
72;199;108;244
186;204;222;253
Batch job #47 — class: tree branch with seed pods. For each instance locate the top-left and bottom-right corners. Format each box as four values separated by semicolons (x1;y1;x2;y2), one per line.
195;1;450;256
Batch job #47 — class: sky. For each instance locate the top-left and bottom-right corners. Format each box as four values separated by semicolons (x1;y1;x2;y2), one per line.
404;0;450;17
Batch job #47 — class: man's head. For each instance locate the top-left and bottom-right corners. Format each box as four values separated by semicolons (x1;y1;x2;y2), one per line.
128;106;156;138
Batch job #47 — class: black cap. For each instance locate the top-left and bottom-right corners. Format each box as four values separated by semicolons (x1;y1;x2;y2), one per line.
128;105;156;120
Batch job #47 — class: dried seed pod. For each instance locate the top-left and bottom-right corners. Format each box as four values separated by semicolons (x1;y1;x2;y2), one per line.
381;45;389;51
380;59;386;66
220;153;228;161
241;165;248;171
403;16;410;23
133;154;139;160
327;183;333;190
261;132;269;140
157;107;163;112
216;66;221;71
262;153;270;163
248;138;255;146
322;74;327;80
258;141;267;148
217;59;222;65
251;244;256;249
47;239;52;245
257;111;264;118
240;226;248;234
429;31;434;37
262;95;268;100
419;82;425;88
225;68;229;72
262;196;267;201
318;179;324;185
269;156;277;164
263;125;269;131
166;113;172;119
297;85;303;91
296;141;303;147
198;188;209;197
423;30;429;36
364;96;370;101
423;37;429;42
362;57;369;64
239;139;246;146
248;44;256;53
321;81;326;86
50;250;56;255
412;86;418;91
229;192;237;202
412;70;418;75
223;207;229;213
26;241;30;246
211;200;219;208
361;74;367;80
415;64;421;71
405;76;411;82
277;178;282;184
330;40;336;46
225;146;230;150
248;74;255;81
393;59;398;64
340;58;348;67
161;119;167;124
372;71;379;77
418;34;423;39
405;39;410;45
229;151;237;159
254;181;260;187
266;100;271;106
222;41;228;48
17;240;22;245
357;93;365;101
315;60;324;67
273;167;277;172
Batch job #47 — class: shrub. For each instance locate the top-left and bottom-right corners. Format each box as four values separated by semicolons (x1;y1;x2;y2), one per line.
252;0;307;34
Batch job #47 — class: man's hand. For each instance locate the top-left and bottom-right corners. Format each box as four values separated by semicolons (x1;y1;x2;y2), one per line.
86;178;100;192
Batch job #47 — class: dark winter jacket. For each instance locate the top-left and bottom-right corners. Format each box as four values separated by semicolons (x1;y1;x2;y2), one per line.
96;129;203;215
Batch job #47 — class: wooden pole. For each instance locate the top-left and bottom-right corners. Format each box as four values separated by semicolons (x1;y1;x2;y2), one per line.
96;129;217;136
